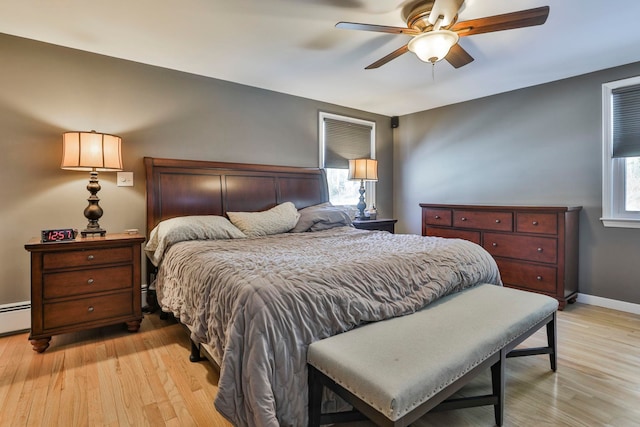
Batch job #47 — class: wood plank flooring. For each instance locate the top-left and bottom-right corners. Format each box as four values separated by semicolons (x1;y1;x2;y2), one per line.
0;302;638;426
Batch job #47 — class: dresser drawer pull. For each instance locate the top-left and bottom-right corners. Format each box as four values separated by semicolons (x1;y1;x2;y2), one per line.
492;242;498;247
460;217;467;221
536;276;543;281
87;278;95;285
87;255;95;261
537;248;543;253
495;219;501;223
88;306;95;312
532;221;539;225
434;215;440;219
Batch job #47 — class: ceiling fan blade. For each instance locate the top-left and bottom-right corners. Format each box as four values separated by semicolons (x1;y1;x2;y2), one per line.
365;44;410;69
445;43;474;68
450;6;549;37
336;22;421;36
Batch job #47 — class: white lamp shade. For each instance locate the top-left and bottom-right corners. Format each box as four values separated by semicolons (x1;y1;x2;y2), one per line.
348;158;378;181
408;30;459;63
61;131;123;171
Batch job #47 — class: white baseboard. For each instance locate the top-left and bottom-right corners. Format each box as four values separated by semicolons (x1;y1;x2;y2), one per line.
0;286;149;336
0;302;31;335
577;293;640;315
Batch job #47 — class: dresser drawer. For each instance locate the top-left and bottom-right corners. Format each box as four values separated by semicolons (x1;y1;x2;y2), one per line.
423;208;452;226
425;227;481;245
495;259;557;293
43;246;133;270
453;210;513;232
516;213;558;235
483;233;557;264
43;291;133;330
43;265;132;299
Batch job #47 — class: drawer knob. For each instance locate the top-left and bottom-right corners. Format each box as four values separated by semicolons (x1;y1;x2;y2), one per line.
88;306;95;312
87;255;95;261
536;276;543;281
461;217;467;221
87;278;95;285
434;215;440;219
492;242;498;247
537;248;543;253
532;221;539;225
495;219;501;223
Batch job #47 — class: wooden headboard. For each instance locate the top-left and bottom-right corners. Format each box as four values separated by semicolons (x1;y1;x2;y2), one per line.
144;157;329;237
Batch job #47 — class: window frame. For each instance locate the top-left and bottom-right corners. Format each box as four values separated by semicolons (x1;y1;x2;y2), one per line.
318;112;376;208
601;76;640;228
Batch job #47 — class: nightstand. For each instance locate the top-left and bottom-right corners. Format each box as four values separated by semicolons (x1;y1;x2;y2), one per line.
352;218;398;233
25;233;145;353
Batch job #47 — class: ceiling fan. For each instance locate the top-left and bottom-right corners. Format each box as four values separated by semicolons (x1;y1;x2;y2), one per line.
336;0;550;69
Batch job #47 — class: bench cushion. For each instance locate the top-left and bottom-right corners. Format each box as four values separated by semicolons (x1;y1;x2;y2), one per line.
307;284;558;422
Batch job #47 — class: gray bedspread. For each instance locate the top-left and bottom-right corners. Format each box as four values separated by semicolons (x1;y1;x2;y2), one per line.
155;227;501;427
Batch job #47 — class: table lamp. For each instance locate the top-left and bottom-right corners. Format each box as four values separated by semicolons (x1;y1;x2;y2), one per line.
61;130;123;236
348;158;378;219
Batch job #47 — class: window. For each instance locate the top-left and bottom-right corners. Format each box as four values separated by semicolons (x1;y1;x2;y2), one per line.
319;112;376;208
602;76;640;228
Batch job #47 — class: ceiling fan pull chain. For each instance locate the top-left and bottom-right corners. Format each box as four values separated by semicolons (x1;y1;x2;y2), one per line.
432;62;435;81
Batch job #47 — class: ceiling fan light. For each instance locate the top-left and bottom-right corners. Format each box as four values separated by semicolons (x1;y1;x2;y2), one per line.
408;30;459;63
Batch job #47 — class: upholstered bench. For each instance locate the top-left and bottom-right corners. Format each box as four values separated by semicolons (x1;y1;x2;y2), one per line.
307;284;558;427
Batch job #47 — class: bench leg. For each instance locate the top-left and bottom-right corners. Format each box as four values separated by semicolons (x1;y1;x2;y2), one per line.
547;312;557;371
491;349;506;427
308;366;323;427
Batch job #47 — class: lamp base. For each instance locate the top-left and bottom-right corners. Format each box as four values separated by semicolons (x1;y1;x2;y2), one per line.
81;170;107;237
356;179;367;220
81;228;106;237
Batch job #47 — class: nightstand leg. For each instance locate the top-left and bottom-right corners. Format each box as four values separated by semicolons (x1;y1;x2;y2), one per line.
30;337;51;353
126;319;142;332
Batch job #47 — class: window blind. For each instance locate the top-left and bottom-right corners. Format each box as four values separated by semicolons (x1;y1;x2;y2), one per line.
612;83;640;158
323;118;372;169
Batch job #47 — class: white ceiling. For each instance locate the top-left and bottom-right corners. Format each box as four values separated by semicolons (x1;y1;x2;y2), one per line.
1;0;640;116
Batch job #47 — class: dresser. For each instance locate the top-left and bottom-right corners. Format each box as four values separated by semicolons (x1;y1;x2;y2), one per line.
420;204;581;309
25;233;145;352
352;218;398;233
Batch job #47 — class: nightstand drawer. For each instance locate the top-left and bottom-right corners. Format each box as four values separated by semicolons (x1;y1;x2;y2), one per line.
43;291;133;330
483;233;557;264
496;259;557;293
43;246;133;270
43;265;133;299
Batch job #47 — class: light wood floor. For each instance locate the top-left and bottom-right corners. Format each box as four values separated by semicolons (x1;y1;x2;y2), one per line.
1;303;639;427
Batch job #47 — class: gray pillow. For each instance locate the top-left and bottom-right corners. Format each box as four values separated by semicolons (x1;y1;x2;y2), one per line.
291;203;353;232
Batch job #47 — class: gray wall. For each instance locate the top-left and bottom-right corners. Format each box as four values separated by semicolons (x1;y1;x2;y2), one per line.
394;62;640;304
0;33;393;305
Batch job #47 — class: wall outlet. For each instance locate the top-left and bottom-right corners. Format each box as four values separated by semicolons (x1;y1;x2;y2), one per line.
117;172;134;187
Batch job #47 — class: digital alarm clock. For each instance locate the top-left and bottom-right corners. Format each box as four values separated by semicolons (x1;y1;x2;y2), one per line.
41;228;78;243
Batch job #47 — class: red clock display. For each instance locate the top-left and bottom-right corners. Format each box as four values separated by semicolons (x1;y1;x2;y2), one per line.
41;228;77;243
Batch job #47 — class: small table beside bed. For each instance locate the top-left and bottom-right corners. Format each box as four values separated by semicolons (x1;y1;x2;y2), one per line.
143;157;555;427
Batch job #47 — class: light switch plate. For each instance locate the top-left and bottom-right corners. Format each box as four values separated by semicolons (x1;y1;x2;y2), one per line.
117;171;134;187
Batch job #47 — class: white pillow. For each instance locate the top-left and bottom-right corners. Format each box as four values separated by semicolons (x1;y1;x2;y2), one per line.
227;202;300;237
145;215;246;266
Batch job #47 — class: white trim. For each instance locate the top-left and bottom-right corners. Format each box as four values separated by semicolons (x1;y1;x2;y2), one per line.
600;217;640;228
602;76;640;228
577;293;640;315
0;286;149;336
318;111;377;206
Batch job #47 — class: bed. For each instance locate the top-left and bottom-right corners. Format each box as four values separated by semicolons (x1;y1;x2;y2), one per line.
144;157;502;427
